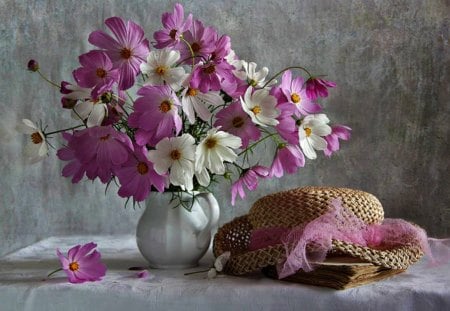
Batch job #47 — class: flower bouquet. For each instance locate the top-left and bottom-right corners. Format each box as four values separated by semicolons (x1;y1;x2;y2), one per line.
20;3;350;208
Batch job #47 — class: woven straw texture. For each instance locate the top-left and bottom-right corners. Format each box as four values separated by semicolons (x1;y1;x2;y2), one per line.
249;186;384;229
213;186;424;276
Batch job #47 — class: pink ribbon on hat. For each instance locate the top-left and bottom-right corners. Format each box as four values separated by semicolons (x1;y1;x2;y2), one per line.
248;198;442;279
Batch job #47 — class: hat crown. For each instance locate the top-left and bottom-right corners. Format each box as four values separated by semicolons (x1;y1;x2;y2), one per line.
248;186;384;229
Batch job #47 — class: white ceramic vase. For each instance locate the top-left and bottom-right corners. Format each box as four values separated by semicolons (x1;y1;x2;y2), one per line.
136;191;220;269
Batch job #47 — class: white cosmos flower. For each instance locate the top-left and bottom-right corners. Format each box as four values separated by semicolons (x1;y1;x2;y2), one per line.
16;119;48;163
225;50;247;80
72;100;107;128
241;61;276;88
195;166;210;187
64;84;91;100
140;49;186;91
241;87;279;127
148;134;196;191
298;114;332;160
195;128;242;175
181;87;224;124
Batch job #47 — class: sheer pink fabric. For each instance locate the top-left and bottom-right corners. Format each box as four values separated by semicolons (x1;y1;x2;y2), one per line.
248;199;433;279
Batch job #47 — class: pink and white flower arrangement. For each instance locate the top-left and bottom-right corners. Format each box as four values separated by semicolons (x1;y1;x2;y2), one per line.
20;3;350;206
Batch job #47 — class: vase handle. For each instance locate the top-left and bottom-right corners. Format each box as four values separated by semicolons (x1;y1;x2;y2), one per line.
196;193;220;248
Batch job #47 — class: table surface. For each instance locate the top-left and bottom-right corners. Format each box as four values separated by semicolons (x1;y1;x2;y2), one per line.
1;235;449;311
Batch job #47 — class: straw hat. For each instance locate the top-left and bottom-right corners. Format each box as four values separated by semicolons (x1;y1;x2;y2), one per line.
213;186;424;276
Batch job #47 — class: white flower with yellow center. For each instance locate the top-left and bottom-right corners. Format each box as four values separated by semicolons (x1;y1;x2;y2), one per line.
140;49;186;91
148;134;196;191
298;114;332;160
195;128;242;175
240;86;279;127
241;61;276;88
180;87;224;124
72;99;107;128
16;119;48;163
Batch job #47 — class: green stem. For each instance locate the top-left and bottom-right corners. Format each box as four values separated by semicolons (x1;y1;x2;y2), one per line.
238;132;278;156
262;66;313;89
47;267;63;278
125;91;135;104
44;124;85;136
180;36;196;69
71;108;88;127
184;268;211;276
37;70;60;89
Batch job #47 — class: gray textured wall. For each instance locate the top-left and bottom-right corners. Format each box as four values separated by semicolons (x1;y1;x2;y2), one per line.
1;0;449;257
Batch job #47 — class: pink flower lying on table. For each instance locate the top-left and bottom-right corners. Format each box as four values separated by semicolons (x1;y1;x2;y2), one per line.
56;242;107;283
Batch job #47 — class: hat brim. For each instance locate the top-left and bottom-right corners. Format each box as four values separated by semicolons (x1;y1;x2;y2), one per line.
213;215;424;276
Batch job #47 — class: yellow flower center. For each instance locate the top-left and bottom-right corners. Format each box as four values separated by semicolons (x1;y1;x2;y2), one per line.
191;42;201;53
304;127;312;137
248;79;258;87
120;48;132;59
169;29;177;40
203;64;216;75
69;262;79;271
170;149;181;160
159;100;172;113
100;134;110;141
291;93;301;104
205;138;217;149
96;68;107;78
31;132;43;144
187;88;198;97
251;106;262;115
136;162;149;175
232;117;244;128
155;66;166;76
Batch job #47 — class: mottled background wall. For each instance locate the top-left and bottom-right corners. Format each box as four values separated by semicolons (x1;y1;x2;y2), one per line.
1;0;449;257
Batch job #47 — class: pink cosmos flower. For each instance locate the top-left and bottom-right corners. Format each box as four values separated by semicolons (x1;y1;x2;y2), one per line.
115;145;168;201
154;3;193;49
128;85;182;146
270;86;299;145
231;166;269;205
56;242;107;284
269;144;305;178
89;17;150;90
279;70;322;117
214;101;260;149
210;34;231;62
190;61;235;93
179;19;217;64
73;50;119;99
305;77;337;100
57;132;90;183
57;126;133;183
324;124;351;157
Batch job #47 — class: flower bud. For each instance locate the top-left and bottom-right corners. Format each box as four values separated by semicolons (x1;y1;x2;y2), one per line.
27;59;39;72
61;97;77;109
60;81;72;94
223;172;232;180
100;92;113;104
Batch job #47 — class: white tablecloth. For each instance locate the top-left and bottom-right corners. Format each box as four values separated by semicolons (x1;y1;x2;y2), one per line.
1;235;449;311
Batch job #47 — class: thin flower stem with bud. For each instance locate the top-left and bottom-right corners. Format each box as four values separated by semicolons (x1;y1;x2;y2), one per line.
36;70;61;89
